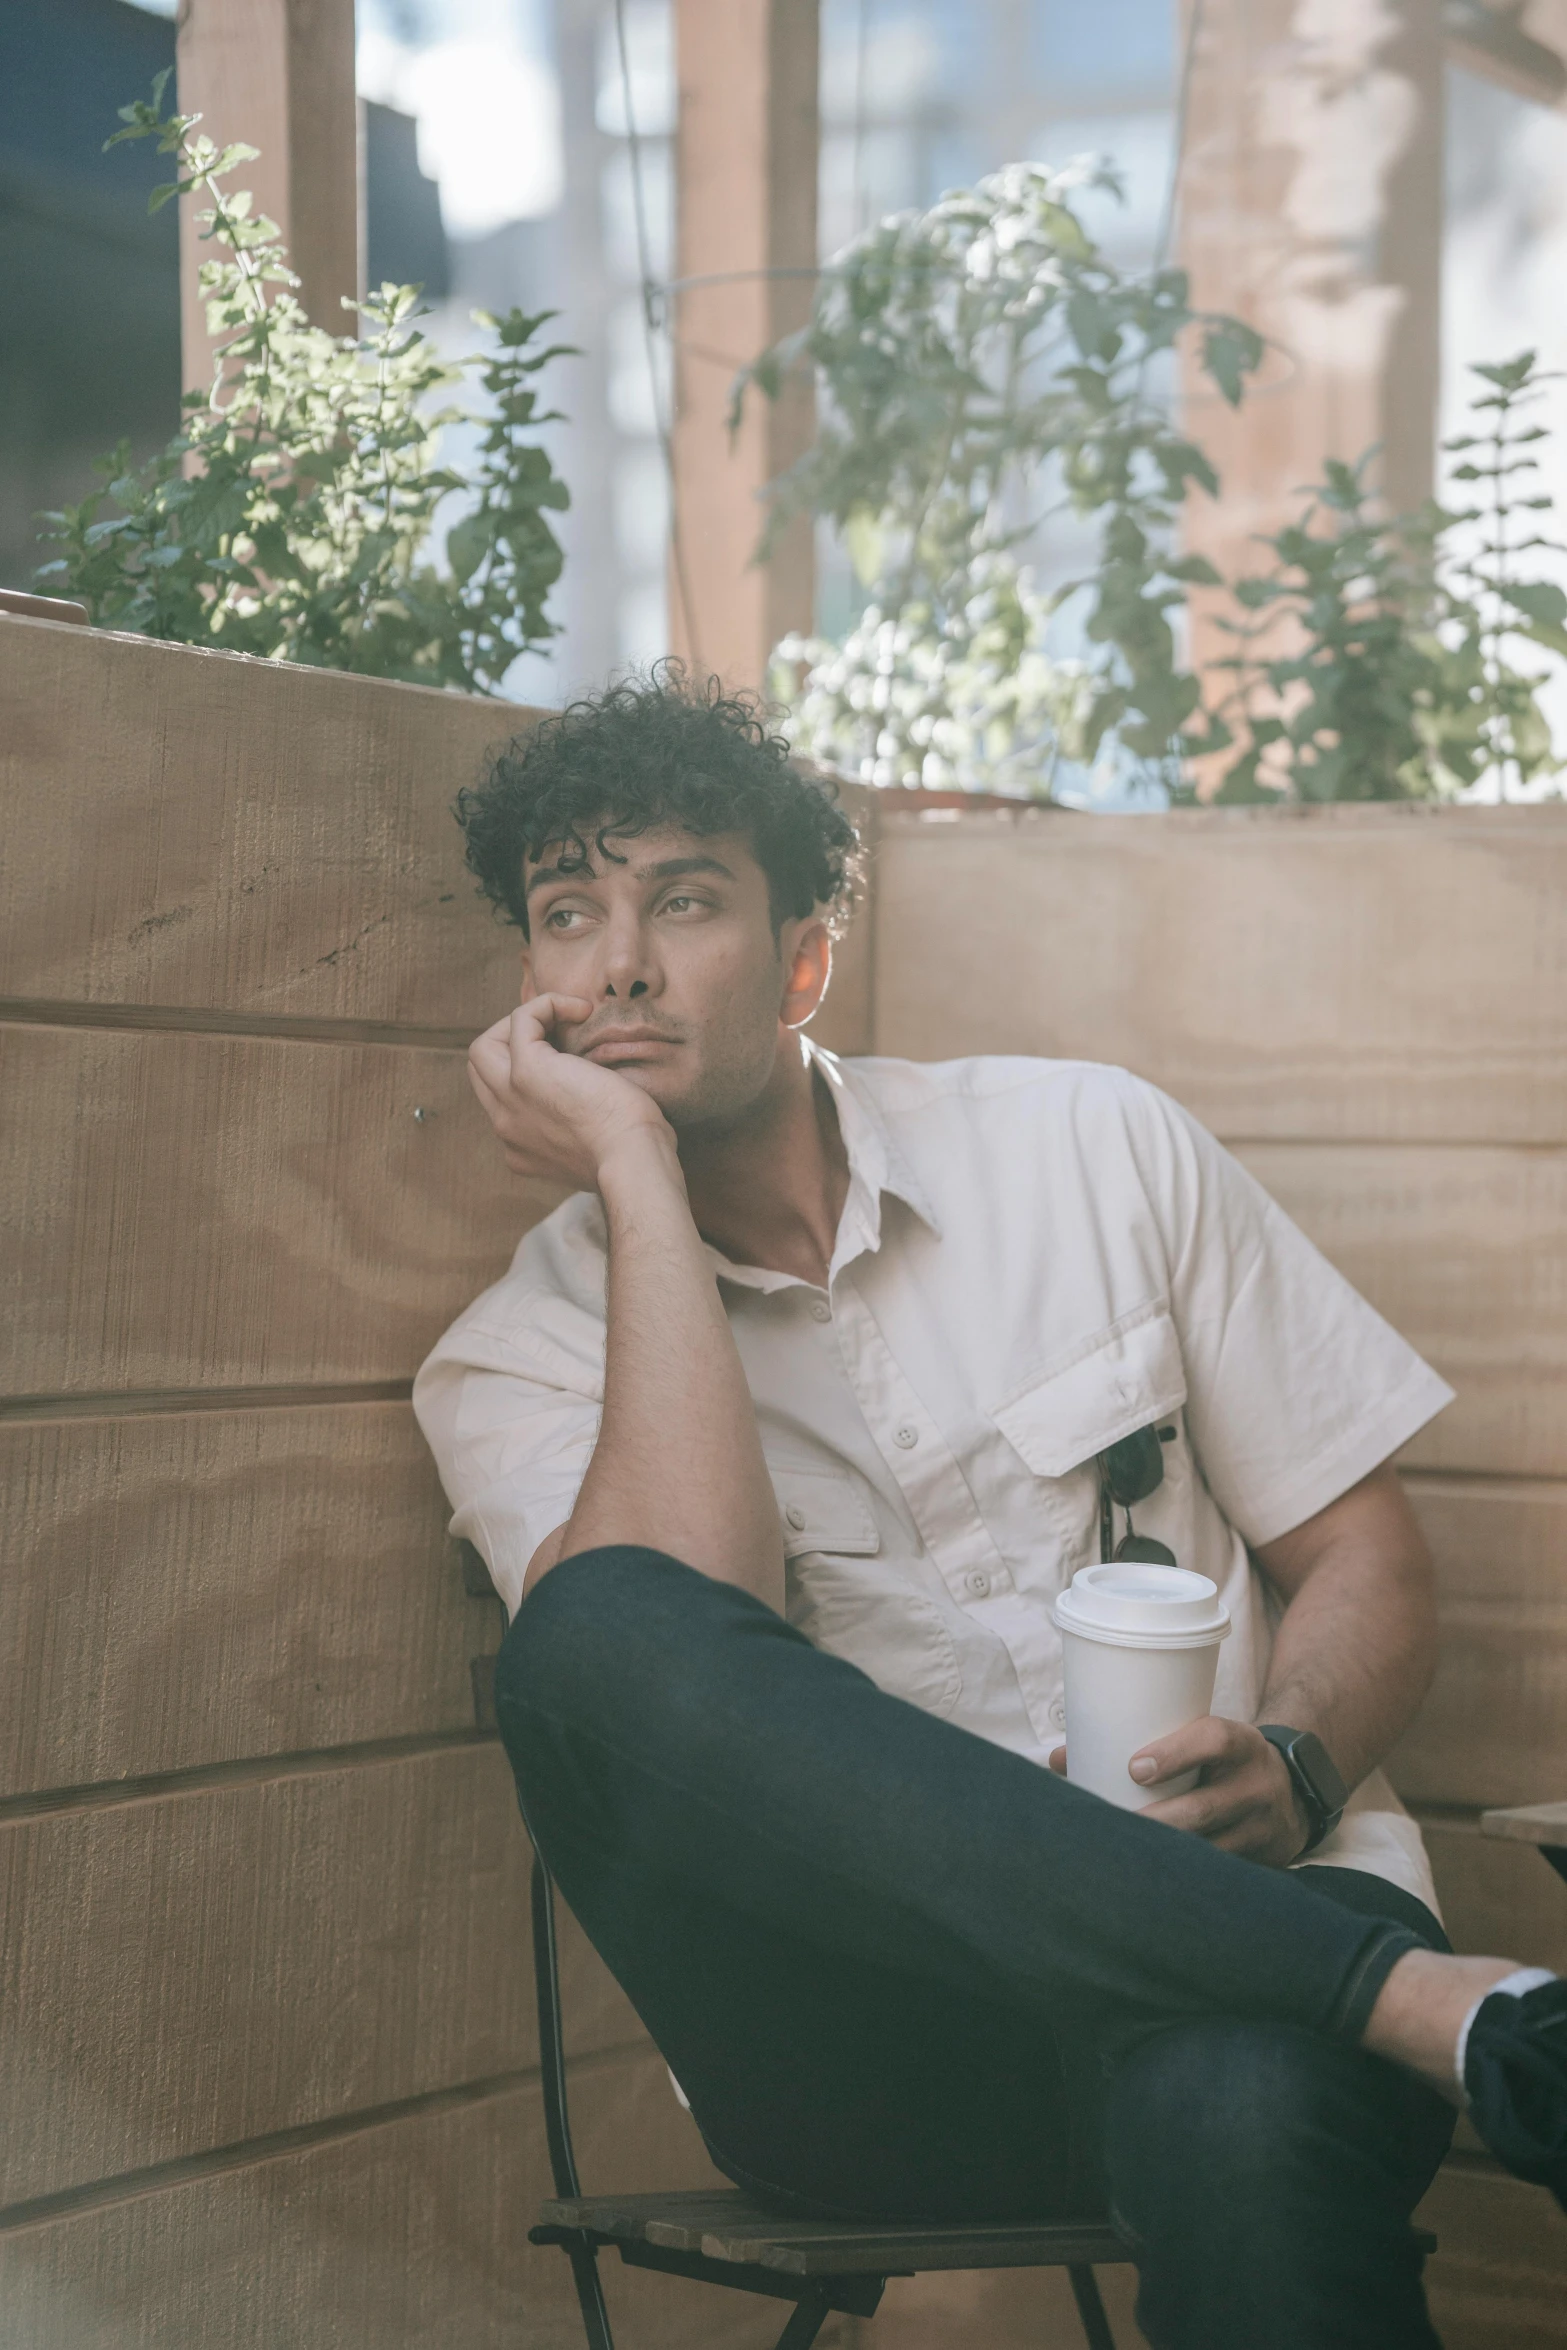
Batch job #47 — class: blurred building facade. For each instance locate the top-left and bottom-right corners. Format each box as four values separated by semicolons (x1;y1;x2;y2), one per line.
0;0;445;591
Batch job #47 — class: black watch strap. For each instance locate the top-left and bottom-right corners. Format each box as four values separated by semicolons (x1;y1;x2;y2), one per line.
1257;1725;1348;1855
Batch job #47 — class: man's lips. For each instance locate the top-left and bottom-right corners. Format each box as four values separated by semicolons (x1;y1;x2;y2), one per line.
577;1028;681;1061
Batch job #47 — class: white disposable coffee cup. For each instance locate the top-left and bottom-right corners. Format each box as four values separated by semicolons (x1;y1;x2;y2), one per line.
1051;1562;1231;1810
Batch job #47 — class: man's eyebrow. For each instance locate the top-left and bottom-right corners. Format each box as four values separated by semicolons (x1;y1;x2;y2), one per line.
633;854;737;885
524;851;736;900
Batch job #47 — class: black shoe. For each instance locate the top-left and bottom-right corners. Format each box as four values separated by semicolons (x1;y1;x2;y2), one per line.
1464;1978;1567;2208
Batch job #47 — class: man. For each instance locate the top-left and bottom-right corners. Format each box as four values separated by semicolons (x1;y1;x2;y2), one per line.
417;670;1567;2349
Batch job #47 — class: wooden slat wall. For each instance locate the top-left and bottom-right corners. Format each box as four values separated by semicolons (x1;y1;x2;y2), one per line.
861;799;1567;2349
15;616;1559;2344
0;618;877;2348
0;2054;758;2350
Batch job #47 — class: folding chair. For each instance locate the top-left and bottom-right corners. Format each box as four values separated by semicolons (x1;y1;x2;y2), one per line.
527;1859;1129;2350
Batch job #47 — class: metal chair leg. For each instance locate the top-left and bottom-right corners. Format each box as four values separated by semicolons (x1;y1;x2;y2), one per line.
771;2285;834;2350
1067;2262;1117;2350
566;2240;615;2350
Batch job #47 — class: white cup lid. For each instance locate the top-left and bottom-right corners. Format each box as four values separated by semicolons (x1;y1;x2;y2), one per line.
1053;1560;1231;1649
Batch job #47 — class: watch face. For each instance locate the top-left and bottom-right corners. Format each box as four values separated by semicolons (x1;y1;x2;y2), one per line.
1291;1731;1348;1817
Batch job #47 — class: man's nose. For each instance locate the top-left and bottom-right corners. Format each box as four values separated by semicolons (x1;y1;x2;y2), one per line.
599;910;658;1001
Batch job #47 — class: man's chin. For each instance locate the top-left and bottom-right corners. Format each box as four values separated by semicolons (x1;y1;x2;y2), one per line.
598;1060;693;1115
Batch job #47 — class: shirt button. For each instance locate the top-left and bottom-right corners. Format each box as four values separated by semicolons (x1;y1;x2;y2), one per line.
894;1424;919;1449
1051;1699;1066;1729
809;1299;831;1322
965;1571;991;1598
785;1504;807;1531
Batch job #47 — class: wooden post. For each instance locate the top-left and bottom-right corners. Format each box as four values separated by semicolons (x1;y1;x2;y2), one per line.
176;0;359;395
669;0;819;693
1177;0;1445;724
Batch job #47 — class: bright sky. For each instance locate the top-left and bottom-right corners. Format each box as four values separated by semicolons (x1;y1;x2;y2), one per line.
357;0;563;236
122;0;565;237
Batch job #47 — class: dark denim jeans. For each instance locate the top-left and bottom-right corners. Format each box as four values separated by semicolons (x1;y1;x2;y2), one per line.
497;1548;1455;2350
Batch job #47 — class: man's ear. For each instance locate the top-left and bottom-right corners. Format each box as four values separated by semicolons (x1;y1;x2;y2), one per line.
780;916;832;1030
519;942;536;1004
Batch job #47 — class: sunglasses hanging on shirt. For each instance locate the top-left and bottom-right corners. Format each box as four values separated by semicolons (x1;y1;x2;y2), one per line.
1096;1423;1178;1565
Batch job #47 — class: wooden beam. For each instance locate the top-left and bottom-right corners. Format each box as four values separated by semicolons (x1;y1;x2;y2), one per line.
1447;0;1567;105
1480;1800;1567;1848
669;0;819;693
176;0;359;395
1176;0;1445;732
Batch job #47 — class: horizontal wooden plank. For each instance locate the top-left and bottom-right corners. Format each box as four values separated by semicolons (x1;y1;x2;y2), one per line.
0;620;525;1030
1422;1815;1567;1973
0;1025;559;1398
1481;1803;1567;1849
0;1404;500;1799
0;621;876;1052
1390;1478;1567;1810
0;1742;644;2207
1237;1143;1567;1479
873;800;1567;1143
541;2190;1125;2275
0;2051;775;2350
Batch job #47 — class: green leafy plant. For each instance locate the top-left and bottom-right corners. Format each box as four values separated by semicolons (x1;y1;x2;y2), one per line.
1441;352;1566;799
36;75;572;694
1209;353;1565;803
734;162;1262;797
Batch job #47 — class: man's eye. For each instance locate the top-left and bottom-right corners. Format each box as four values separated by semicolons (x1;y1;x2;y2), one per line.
544;906;586;932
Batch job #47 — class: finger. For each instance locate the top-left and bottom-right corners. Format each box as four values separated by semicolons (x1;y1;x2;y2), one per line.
1142;1783;1256;1839
505;993;592;1084
468;1011;516;1074
468;1029;514;1099
1047;1745;1067;1777
1130;1714;1250;1786
516;992;593;1044
467;1056;508;1121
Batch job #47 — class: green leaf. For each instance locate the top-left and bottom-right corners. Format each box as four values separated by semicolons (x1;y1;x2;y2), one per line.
1067;289;1110;359
1168;553;1223;587
1036;200;1093;260
1499;579;1567;627
1202;320;1263;408
445;511;492;586
843;507;885;587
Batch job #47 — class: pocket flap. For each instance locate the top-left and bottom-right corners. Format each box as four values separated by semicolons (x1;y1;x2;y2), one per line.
993;1309;1186;1480
770;1467;880;1559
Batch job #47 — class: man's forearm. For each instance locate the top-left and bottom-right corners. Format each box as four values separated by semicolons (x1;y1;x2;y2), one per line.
555;1126;785;1611
1256;1470;1438;1793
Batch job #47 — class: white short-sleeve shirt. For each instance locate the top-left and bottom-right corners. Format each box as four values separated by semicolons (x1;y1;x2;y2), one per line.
415;1051;1453;1912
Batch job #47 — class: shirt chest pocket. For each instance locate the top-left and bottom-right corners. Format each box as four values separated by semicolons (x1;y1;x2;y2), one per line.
769;1467;964;1722
991;1307;1188;1482
769;1466;880;1561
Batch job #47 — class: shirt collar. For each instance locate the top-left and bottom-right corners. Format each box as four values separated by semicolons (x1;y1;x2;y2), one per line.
703;1042;941;1293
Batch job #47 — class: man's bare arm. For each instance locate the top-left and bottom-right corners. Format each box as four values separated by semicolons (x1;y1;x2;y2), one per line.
1105;1463;1438;1866
469;997;784;1613
1250;1461;1437;1789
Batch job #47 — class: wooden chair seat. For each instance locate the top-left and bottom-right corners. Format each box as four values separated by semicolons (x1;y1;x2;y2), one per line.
531;2185;1130;2346
537;2185;1130;2277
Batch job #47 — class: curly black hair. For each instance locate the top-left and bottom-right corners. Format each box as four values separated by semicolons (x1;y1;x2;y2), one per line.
455;664;862;940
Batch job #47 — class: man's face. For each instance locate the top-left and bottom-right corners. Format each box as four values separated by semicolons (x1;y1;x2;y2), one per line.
520;823;823;1131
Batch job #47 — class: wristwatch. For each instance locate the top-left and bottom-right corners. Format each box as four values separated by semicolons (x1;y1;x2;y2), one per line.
1256;1725;1348;1856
